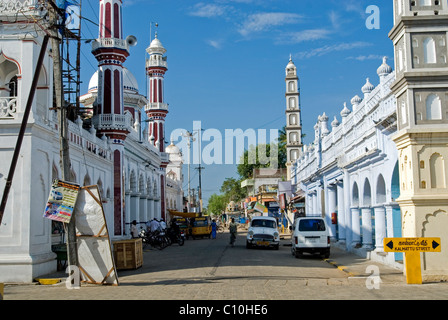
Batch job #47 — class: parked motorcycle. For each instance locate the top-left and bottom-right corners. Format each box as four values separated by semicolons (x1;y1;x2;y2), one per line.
167;227;185;246
139;228;168;250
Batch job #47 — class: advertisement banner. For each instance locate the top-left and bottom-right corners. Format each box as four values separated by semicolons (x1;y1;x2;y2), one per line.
43;180;80;223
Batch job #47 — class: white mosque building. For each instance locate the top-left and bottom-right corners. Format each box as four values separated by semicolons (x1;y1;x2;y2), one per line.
0;0;183;282
290;57;403;268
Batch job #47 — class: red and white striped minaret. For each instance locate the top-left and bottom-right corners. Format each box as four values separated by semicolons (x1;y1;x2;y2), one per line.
145;32;168;153
145;32;169;220
91;0;136;235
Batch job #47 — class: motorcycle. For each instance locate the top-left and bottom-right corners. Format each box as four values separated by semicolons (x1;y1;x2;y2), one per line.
139;228;168;250
167;227;185;246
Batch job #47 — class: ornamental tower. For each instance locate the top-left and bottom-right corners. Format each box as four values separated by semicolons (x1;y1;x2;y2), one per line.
285;57;303;180
145;32;169;220
390;0;448;281
91;0;136;235
145;33;168;153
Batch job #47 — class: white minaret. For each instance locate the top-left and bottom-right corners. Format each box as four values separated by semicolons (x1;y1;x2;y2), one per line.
390;0;448;281
285;56;303;180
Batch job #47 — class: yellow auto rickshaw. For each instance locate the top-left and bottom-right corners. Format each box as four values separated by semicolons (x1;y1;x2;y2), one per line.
188;216;212;239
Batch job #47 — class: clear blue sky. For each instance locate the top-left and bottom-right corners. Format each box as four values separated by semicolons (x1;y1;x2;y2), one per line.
78;0;394;207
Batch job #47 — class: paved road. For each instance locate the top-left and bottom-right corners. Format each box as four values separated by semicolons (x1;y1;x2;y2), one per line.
4;230;448;302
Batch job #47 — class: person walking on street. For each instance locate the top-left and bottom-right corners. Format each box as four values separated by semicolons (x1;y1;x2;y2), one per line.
211;219;217;239
229;218;237;247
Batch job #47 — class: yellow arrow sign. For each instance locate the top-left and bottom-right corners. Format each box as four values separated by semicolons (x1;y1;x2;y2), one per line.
384;237;441;253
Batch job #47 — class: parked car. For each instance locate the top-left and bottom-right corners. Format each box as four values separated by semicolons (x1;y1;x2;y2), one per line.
291;216;330;258
246;216;280;250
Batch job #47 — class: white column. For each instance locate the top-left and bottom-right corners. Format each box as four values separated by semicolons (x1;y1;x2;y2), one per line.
327;186;337;239
312;192;318;215
373;206;386;252
130;193;140;223
337;182;346;244
140;196;148;222
361;207;373;249
343;170;352;249
351;207;361;247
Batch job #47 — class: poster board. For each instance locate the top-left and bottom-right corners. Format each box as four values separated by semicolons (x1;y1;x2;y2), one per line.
43;180;80;223
74;185;119;286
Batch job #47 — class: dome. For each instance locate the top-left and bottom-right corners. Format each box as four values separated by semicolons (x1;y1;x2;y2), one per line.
362;78;375;94
165;141;180;154
146;33;166;55
351;95;362;105
377;56;392;76
340;102;351;117
87;68;139;93
122;68;139;92
88;71;98;92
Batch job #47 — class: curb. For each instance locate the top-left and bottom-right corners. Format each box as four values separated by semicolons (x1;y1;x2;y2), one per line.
324;259;356;277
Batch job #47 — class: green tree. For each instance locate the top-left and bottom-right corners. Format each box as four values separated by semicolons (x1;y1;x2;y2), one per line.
237;142;286;180
207;193;227;215
220;177;246;203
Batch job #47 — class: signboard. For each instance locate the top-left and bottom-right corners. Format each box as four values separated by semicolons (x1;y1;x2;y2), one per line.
44;180;80;223
279;193;287;210
383;237;441;285
384;237;441;253
75;185;118;286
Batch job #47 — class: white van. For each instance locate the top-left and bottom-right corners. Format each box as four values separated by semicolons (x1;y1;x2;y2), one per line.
291;217;330;258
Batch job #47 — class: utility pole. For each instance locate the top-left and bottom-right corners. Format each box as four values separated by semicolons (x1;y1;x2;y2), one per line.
182;130;196;212
194;128;204;215
48;0;78;269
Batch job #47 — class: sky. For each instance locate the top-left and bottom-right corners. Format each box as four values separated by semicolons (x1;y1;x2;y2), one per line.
77;0;395;207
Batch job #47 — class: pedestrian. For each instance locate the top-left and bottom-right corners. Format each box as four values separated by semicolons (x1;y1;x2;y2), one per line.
149;218;160;233
211;219;217;239
130;220;139;238
229;218;237;247
160;218;167;231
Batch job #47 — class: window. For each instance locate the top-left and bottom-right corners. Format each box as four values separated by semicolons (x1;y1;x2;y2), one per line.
430;153;446;188
289;114;297;125
423;37;437;64
251;219;276;228
426;94;442;120
289;97;296;109
298;219;326;232
8;76;17;97
288;81;295;92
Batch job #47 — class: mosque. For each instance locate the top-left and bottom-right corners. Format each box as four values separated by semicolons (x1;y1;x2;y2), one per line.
0;0;183;282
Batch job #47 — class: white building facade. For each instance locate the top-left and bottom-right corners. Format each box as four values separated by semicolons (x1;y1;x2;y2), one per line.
0;0;183;282
291;58;404;268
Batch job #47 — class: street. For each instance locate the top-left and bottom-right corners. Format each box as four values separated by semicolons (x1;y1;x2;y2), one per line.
4;230;448;302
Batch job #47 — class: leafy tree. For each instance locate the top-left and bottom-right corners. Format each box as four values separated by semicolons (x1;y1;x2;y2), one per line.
237;142;286;180
207;193;227;215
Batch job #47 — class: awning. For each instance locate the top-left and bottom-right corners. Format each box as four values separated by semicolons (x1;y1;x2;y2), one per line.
168;210;198;218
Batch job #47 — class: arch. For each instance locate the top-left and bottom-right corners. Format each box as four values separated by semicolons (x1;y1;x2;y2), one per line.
288;81;295;92
130;170;137;192
391;161;400;201
139;174;145;194
83;173;91;186
97;178;104;199
352;182;359;207
376;174;386;204
363;178;371;206
289;114;297;126
0;52;21;76
423;37;437;64
430;153;446;188
426;94;442;120
289;97;296;109
289;132;298;143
